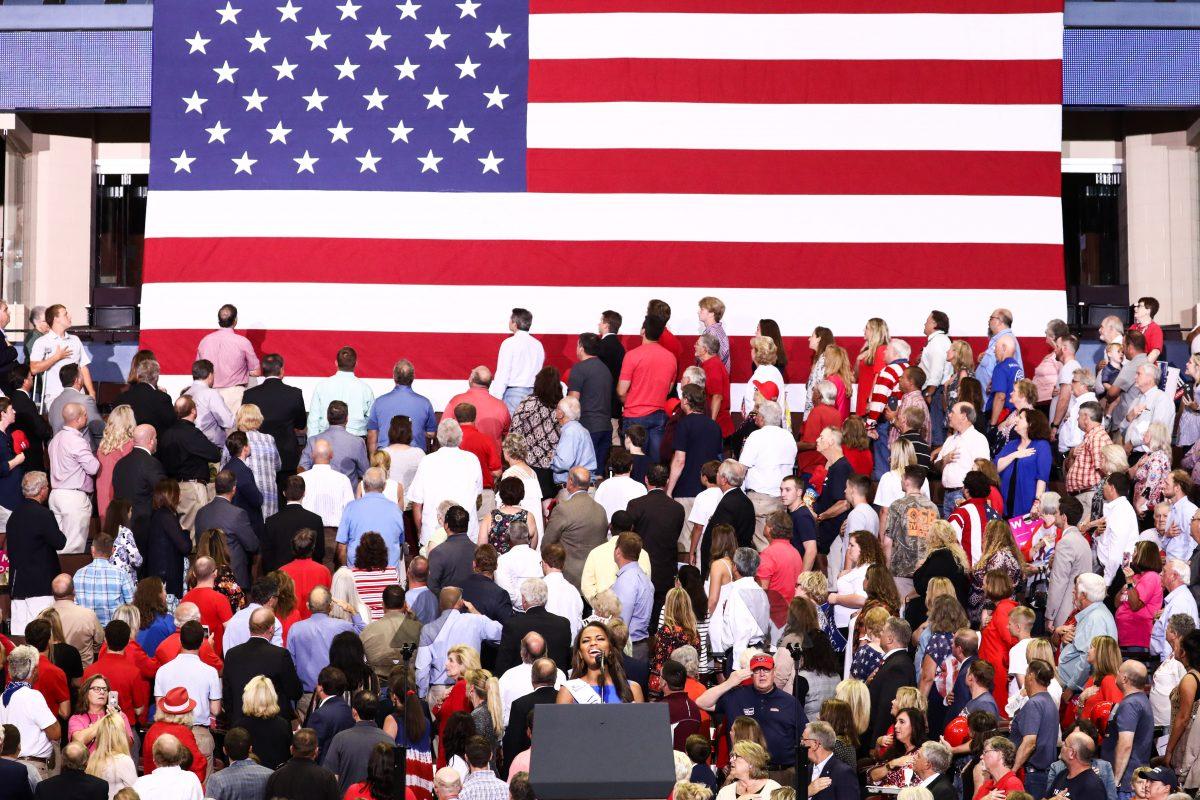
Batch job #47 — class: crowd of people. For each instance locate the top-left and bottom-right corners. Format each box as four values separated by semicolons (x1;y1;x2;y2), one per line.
0;296;1198;800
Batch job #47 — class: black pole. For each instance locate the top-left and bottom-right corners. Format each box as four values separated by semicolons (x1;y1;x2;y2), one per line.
789;646;810;798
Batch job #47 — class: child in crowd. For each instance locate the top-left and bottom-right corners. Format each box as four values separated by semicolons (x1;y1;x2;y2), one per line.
1005;606;1036;704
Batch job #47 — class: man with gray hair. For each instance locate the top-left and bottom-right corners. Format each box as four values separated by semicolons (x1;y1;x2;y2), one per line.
434;766;464;800
134;731;204;797
738;399;797;550
335;466;405;569
694;332;733;439
47;362;103;448
551;396;597;485
495;577;572;674
914;741;955;800
496;521;542;607
709;547;771;668
1124;361;1175;452
867;617;917;742
6;472;64;635
936;401;992;517
805;720;859;800
47;401;101;554
700;459;755;572
1152;559;1198;660
368;357;438;453
442;365;510;452
542;467;607;590
408;418;485;547
1058;573;1118;701
0;645;60;777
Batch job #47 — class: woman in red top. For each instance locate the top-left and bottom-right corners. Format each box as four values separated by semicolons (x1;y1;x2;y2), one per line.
796;383;842;476
823;345;855;422
854;318;891;418
142;688;207;786
344;742;418;800
432;644;478;767
1067;635;1122;729
973;736;1024;800
977;570;1018;715
841;418;873;476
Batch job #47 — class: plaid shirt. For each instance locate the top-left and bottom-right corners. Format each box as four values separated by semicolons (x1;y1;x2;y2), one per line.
1065;424;1113;494
204;758;273;800
460;770;510;800
74;557;135;626
220;429;283;517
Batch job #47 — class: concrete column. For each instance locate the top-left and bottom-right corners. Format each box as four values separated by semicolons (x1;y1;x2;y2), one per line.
28;132;93;319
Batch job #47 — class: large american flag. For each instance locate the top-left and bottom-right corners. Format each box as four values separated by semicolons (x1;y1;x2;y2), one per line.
141;0;1066;407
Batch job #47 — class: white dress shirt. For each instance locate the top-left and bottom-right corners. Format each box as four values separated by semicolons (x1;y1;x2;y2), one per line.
498;663;566;726
1153;585;1200;659
919;330;952;389
1125;386;1176;451
594;474;648;521
739;425;798;496
133;766;203;800
1096;495;1139;585
407;446;484;545
184;380;235;447
492;330;545;396
1058;390;1097;453
812;753;834;781
299;463;356;527
1161;494;1200;563
544;570;584;643
710;576;771;665
936;426;991;489
496;544;546;606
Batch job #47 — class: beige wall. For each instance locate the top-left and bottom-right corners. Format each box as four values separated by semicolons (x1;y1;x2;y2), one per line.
28;132;93;319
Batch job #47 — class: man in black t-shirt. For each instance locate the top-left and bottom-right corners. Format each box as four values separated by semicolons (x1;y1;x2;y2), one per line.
1049;731;1106;800
812;427;853;552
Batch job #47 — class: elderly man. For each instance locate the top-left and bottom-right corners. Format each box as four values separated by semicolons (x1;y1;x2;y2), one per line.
28;304;93;409
738;399;797;549
223;607;301;722
286;586;366;698
495;577;572;674
806;719;859;800
812;428;857;552
542;467;608;589
159;396;222;534
184;359;235;447
46;363;103;449
73;533;134;626
336;467;405;568
368;358;437;453
111;423;166;526
492;308;545;414
1009;659;1060;799
1065;400;1112;502
1101;661;1155;800
31;741;106;798
50;573;103;667
1153;560;1199;660
1047;495;1091;630
154;601;224;670
153;620;223;773
935;402;992;517
0;646;61;779
698;652;805;783
498;636;565;726
415;587;503;698
913;741;954;800
1124;362;1176;453
299;400;370;485
408;419;484;548
443;366;511;451
299;438;355;552
196;303;261;414
1049;730;1108;800
1057;573;1118;700
695;333;733;438
435;767;463;800
551;396;597;486
6;472;64;635
308;346;374;437
709;547;771;669
699;459;755;572
975;308;1022;389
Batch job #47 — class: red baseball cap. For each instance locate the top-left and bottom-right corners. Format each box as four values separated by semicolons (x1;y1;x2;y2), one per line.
749;654;775;671
753;381;780;401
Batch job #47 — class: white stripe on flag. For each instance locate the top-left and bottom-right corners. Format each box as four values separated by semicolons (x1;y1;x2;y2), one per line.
139;283;1068;336
145;191;1064;244
527;12;1065;61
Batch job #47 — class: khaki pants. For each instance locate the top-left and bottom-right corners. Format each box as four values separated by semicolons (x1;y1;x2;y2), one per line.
675;496;696;554
217;386;245;417
11;596;54;636
178;481;210;537
746;491;784;551
49;488;91;554
193;725;215;779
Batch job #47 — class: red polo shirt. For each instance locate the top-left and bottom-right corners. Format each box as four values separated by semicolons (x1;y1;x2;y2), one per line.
757;539;805;627
973;772;1023;800
155;633;224;673
33;654;70;716
83;650;150;727
181;586;234;656
460;423;502;489
620;342;677;418
657;327;685;382
443;388;511;450
699;356;734;437
282;558;334;622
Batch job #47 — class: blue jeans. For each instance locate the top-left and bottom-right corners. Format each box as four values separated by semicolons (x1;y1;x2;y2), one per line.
1024;767;1049;800
942;488;964;518
929;386;947;447
623;410;667;463
502;386;532;415
872;420;891;480
590;429;612;478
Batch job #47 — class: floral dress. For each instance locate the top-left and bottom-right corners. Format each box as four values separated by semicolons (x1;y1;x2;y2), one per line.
112;524;142;584
650;624;699;696
214;564;246;611
1133;449;1173;510
511;395;559;469
487;508;528;554
805;353;826;418
968;549;1022;623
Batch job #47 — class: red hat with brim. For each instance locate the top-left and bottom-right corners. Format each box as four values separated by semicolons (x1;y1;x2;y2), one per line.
157;686;196;716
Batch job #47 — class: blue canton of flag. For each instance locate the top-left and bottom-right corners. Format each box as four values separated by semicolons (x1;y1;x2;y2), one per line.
150;0;528;191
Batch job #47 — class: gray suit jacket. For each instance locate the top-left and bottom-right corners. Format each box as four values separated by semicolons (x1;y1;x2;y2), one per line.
195;495;260;588
298;424;369;485
542;491;608;589
1048;526;1093;629
47;387;103;450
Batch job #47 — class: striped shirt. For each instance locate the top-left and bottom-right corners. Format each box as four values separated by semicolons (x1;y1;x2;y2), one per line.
352;567;400;621
866;361;907;428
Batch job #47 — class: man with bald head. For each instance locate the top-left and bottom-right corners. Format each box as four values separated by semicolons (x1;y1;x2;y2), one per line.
498;633;566;727
1101;660;1155;800
47;401;101;554
224;600;302;724
182;557;235;655
195;469;260;588
415;586;502;699
159;395;222;534
33;740;107;798
443;365;511;451
975;307;1023;389
51;572;104;667
287;586;367;700
1049;731;1106;800
542;467;608;589
336;466;405;568
298;437;355;564
986;335;1025;428
46;362;103;448
111;423;166;527
502;656;561;776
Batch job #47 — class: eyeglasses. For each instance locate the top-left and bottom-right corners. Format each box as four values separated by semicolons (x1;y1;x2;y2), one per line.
89;686;109;693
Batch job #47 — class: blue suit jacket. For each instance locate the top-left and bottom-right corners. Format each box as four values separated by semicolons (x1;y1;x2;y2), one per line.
308;695;355;765
813;754;859;800
227;456;266;536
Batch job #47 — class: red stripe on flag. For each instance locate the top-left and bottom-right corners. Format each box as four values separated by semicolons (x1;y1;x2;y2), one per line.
528;59;1063;105
140;330;1051;384
530;0;1061;13
527;150;1062;196
142;240;1065;290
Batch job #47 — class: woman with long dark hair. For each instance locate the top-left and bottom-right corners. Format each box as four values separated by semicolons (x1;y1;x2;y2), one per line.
330;630;380;698
865;707;927;786
344;742;402;799
145;480;191;605
806;327;836;418
101;497;141;584
382;664;434;800
757;319;788;382
510;366;564;503
556;621;644;704
671;565;712;676
132;577;173;655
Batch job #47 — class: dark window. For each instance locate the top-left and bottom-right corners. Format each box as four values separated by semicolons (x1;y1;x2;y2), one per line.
93;172;147;291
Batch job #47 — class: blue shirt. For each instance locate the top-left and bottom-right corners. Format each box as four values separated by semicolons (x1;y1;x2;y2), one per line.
336;492;406;568
612;560;653;641
997;438;1052;517
671;413;723;498
1100;692;1154;789
308;370;375;437
286;611;366;691
1009;690;1059;770
406;586;439;625
986;357;1025;412
551;420;597;484
137;612;176;656
414;609;504;695
73;557;135;626
975;330;1024;389
367;385;437;450
716;685;806;767
1058;601;1118;691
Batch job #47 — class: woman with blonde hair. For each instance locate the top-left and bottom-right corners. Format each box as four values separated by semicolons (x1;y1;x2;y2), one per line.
1006;638;1064;717
35;606;83;685
968;520;1024;623
1068;635;1121;728
465;667;504;760
501;433;543;536
716;740;780;800
434;645;480;765
1082;443;1130;523
849;606;891;681
876;438;931;529
854;318;891;417
743;336;785;416
356;448;404;506
651;587;700;695
85;710;137;796
238;675;292;768
909;521;970;629
942;341;975;433
835;679;871;742
585;589;623;627
193;527;245;610
218;402;283;517
1131;422;1173;515
820;345;854;422
96;404;136;526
